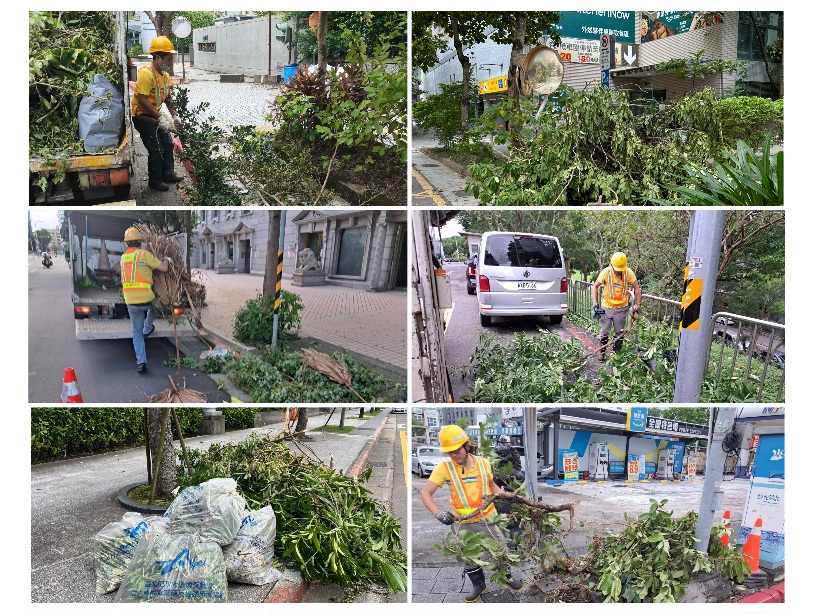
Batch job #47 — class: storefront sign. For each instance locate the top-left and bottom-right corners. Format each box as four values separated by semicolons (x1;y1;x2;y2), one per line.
556;11;635;41
627;454;640;481
557;37;600;64
626;407;647;432
478;76;508;95
740;433;784;566
640;11;724;43
563;451;580;481
466;426;522;437
646;416;707;436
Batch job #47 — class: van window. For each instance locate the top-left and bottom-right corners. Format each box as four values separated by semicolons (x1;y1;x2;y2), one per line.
484;235;562;268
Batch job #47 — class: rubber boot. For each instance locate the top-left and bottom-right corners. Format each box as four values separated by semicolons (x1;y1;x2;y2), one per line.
613;335;624;353
463;565;486;602
598;336;608;362
505;567;524;591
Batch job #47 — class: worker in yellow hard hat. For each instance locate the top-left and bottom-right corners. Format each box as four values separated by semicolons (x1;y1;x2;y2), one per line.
120;226;169;373
420;424;523;602
591;251;642;362
131;36;184;192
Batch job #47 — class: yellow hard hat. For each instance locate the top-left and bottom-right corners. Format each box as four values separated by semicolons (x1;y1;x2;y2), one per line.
149;36;177;54
124;227;143;242
611;251;628;272
439;425;469;453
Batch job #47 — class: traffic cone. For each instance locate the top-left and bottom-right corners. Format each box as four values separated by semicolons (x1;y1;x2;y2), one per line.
719;510;731;547
741;517;763;573
61;367;84;403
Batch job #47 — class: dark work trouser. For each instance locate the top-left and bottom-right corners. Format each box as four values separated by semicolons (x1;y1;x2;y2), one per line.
133;115;175;185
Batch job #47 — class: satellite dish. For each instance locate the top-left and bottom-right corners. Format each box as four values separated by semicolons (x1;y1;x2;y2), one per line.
171;16;192;39
521;46;564;96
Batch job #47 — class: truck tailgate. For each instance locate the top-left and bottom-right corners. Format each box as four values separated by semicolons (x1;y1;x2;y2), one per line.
76;318;199;340
30;132;133;173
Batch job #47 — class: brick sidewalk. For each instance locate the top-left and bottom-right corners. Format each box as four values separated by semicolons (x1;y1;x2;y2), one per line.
194;269;407;369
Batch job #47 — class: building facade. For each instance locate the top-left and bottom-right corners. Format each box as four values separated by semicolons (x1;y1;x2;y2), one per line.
191;209;408;291
418;11;782;108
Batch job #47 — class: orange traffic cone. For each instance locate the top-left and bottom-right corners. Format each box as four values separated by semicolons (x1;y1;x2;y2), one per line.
719;510;731;547
61;367;84;403
742;517;763;573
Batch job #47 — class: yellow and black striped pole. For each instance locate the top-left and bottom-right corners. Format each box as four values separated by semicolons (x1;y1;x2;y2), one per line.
679;264;703;332
271;211;287;349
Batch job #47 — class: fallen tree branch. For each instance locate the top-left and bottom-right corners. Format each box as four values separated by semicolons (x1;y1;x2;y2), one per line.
456;492;581;534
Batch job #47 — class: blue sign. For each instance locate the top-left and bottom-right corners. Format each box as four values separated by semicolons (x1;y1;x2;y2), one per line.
466;426;523;437
556;11;635;41
600;68;610;88
626;407;646;432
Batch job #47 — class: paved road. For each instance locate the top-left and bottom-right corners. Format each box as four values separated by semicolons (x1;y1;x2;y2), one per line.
442;261;579;402
27;254;229;403
410;469;753;602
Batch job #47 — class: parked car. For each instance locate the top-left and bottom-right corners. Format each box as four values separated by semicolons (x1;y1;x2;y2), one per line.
390;407;407;414
755;350;785;369
465;255;477;294
411;446;447;477
476;232;568;327
715;316;735;326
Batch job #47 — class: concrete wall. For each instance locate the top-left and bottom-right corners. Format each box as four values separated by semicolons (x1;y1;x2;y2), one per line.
193;17;293;77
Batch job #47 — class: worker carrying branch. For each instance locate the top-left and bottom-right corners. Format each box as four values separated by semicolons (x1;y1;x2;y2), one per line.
592;251;642;362
419;425;524;603
131;36;184;192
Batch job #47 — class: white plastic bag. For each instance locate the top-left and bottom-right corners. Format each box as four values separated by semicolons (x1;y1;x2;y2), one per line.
223;506;282;585
78;74;124;152
114;532;227;603
93;512;168;595
165;478;246;545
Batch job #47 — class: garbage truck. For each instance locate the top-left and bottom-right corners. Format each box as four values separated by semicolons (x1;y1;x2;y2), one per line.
61;210;197;340
29;11;135;205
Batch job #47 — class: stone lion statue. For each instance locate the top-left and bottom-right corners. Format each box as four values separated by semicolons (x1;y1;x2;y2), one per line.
297;248;320;271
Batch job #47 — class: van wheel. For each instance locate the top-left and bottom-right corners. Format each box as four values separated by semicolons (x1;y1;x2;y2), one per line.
480;314;492;327
467;285;475;295
550;315;563;324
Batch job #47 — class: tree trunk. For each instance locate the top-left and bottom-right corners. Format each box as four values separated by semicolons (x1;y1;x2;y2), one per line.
450;12;470;143
317;12;330;79
359;407;365;418
182;210;192;274
748;11;780;98
506;12;528;150
262;211;281;297
296;408;308;436
339;407;346;429
146;408;177;498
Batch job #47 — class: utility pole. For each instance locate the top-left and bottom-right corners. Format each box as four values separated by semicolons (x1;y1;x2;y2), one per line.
524;407;539;501
271;210;288;349
693;407;737;552
673;210;726;402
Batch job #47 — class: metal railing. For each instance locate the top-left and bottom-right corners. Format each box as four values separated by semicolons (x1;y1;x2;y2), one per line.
567;281;784;401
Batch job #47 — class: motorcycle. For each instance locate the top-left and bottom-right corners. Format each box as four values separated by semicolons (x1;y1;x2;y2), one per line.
42;257;53;269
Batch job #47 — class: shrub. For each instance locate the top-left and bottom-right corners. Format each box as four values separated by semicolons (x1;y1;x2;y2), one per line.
127;43;144;58
413;81;478;148
233;291;304;347
715;96;783;149
222;406;258;430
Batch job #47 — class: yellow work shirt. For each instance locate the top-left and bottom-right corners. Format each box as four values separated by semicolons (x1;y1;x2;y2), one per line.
596;266;637;309
429;455;497;524
120;248;161;304
132;65;171;117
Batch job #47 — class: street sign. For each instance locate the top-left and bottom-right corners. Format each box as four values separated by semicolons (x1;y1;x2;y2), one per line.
599;34;612;68
615;42;639;66
600;68;610;89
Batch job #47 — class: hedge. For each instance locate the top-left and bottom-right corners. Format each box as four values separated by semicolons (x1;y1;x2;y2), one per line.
31;407;258;463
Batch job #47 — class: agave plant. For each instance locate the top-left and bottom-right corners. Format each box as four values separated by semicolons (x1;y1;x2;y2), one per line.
654;137;783;206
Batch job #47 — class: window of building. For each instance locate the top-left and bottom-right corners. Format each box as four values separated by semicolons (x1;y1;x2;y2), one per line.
336;227;367;276
737;12;783;62
211;210;219;222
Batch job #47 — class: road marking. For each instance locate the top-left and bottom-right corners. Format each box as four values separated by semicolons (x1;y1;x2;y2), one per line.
412;168;447;206
399;428;408;488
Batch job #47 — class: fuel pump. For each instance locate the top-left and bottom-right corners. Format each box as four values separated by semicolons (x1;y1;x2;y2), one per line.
656;447;676;480
589;443;609;481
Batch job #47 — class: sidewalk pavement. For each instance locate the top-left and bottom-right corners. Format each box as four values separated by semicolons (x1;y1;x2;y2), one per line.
192;268;407;373
31;409;395;604
411;134;481;206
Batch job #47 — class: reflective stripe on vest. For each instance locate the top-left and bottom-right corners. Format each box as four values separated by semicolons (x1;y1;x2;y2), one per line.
604;266;629;307
121;249;152;291
444;456;491;516
133;66;166;112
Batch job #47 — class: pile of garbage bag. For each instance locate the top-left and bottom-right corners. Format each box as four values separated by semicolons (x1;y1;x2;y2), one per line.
93;478;281;603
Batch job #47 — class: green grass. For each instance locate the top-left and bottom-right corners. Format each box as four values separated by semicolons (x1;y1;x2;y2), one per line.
314;425;356;434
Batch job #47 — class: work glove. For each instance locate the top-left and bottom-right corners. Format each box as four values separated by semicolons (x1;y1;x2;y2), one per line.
435;510;455;525
632;306;641;316
592;304;603;319
172;115;182;129
165;256;173;264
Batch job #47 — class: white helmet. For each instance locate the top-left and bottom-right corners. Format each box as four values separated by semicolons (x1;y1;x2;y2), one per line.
497;435;510;444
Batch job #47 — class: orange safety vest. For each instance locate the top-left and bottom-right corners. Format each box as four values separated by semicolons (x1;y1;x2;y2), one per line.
120;248;155;304
600;266;631;309
132;65;170;116
443;455;496;521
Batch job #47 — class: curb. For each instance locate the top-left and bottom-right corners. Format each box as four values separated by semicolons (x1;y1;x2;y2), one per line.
419;147;472;178
346;414;390;478
736;582;785;603
116;482;169;514
263;569;307;603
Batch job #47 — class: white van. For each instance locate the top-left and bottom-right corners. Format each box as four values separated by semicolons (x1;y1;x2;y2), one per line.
476;232;568;327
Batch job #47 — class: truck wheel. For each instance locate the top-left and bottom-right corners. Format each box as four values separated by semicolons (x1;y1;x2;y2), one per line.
550;315;563;324
113;184;131;200
480;314;492;327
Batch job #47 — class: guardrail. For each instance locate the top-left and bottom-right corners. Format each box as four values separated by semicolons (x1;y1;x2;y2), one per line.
568;281;784;401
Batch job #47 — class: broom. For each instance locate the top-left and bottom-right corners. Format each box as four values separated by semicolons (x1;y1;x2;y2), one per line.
299;348;367;402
